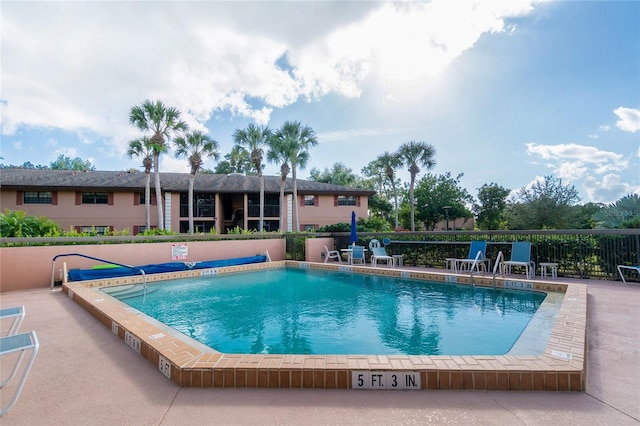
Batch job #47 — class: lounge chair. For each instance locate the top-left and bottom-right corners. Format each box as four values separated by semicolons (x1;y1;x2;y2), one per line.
323;245;342;264
350;245;366;265
451;241;488;273
0;331;39;416
502;241;536;279
617;265;640;283
1;306;25;336
371;247;394;268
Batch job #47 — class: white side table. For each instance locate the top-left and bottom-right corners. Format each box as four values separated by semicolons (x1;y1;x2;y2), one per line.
540;262;558;279
392;255;404;267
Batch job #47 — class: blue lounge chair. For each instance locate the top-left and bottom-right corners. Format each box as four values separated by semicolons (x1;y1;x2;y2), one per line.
454;241;488;273
371;247;394;268
502;242;536;279
0;331;39;416
617;265;640;283
1;306;25;336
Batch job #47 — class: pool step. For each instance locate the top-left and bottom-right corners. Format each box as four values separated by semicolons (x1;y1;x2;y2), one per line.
102;284;156;300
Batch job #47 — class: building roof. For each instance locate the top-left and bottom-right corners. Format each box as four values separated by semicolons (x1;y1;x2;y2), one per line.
0;168;375;196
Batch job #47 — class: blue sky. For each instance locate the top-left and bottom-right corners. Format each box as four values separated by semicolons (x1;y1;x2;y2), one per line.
1;1;638;204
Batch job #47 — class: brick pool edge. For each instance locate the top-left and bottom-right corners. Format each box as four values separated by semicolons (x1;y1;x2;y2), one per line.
62;260;586;391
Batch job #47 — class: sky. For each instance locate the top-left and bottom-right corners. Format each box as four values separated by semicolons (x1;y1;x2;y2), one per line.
1;0;639;205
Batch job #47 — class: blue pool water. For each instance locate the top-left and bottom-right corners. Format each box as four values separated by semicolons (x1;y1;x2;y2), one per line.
110;268;546;356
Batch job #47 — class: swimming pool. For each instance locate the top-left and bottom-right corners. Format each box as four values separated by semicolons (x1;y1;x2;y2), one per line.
63;260;587;390
111;268;546;356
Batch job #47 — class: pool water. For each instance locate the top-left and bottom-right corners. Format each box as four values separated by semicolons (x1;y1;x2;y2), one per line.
111;268;546;356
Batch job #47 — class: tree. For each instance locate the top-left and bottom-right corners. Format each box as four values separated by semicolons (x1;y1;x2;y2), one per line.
271;121;318;232
50;155;95;170
592;194;640;229
473;183;511;230
414;172;474;231
397;141;436;231
375;151;402;230
126;136;155;231
266;137;291;232
174;131;220;234
507;175;581;229
233;124;272;232
308;162;357;187
0;161;48;169
129;99;188;230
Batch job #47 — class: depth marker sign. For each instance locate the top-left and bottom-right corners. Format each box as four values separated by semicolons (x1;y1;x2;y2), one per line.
352;371;421;390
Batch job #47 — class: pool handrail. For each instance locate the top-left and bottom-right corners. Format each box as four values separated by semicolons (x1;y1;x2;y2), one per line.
50;253;146;291
492;251;504;288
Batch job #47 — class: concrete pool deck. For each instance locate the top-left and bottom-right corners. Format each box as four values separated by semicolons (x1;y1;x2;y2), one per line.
1;271;639;425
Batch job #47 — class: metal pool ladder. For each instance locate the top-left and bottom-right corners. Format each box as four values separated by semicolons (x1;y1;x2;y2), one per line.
50;253;146;291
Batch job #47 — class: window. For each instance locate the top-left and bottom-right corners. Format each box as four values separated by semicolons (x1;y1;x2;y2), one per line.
82;192;109;204
138;192;156;205
23;191;52;204
336;195;357;206
303;224;317;232
179;193;215;218
303;195;316;206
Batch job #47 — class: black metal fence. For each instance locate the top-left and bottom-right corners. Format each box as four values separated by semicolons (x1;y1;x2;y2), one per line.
325;229;640;281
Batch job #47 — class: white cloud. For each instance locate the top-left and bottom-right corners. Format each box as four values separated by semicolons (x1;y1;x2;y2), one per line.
12;141;22;150
525;142;628;178
613;107;640;133
0;1;543;141
598;124;610;131
583;174;640;204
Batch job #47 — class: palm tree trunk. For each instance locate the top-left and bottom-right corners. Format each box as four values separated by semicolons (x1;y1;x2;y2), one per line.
259;172;264;232
391;180;399;230
144;172;151;231
188;175;195;234
292;164;299;232
154;153;164;230
279;177;285;233
409;175;416;231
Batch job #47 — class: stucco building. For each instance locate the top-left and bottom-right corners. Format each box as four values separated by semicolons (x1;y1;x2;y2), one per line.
0;168;374;234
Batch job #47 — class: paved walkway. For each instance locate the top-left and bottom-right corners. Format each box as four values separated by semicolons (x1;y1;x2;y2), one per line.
1;279;639;425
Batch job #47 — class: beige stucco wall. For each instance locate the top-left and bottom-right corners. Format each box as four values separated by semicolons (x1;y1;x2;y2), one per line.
2;190;369;234
1;189;157;233
0;239;286;292
297;195;368;230
305;237;336;263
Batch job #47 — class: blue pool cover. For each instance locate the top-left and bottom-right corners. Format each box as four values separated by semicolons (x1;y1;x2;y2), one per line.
68;255;268;281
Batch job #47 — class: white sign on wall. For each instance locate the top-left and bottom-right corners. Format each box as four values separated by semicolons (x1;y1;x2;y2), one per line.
351;371;421;390
171;243;188;260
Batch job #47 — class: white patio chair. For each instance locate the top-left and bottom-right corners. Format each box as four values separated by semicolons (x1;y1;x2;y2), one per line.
323;246;342;264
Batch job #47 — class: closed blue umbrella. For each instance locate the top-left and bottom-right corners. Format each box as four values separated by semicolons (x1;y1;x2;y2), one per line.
350;211;357;245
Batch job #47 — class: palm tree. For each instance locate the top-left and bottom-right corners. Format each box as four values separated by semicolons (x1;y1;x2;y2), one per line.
266;137;291;233
376;151;402;231
126;136;154;232
397;141;436;231
233;124;272;232
129;100;188;230
272;121;318;232
174;131;220;234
